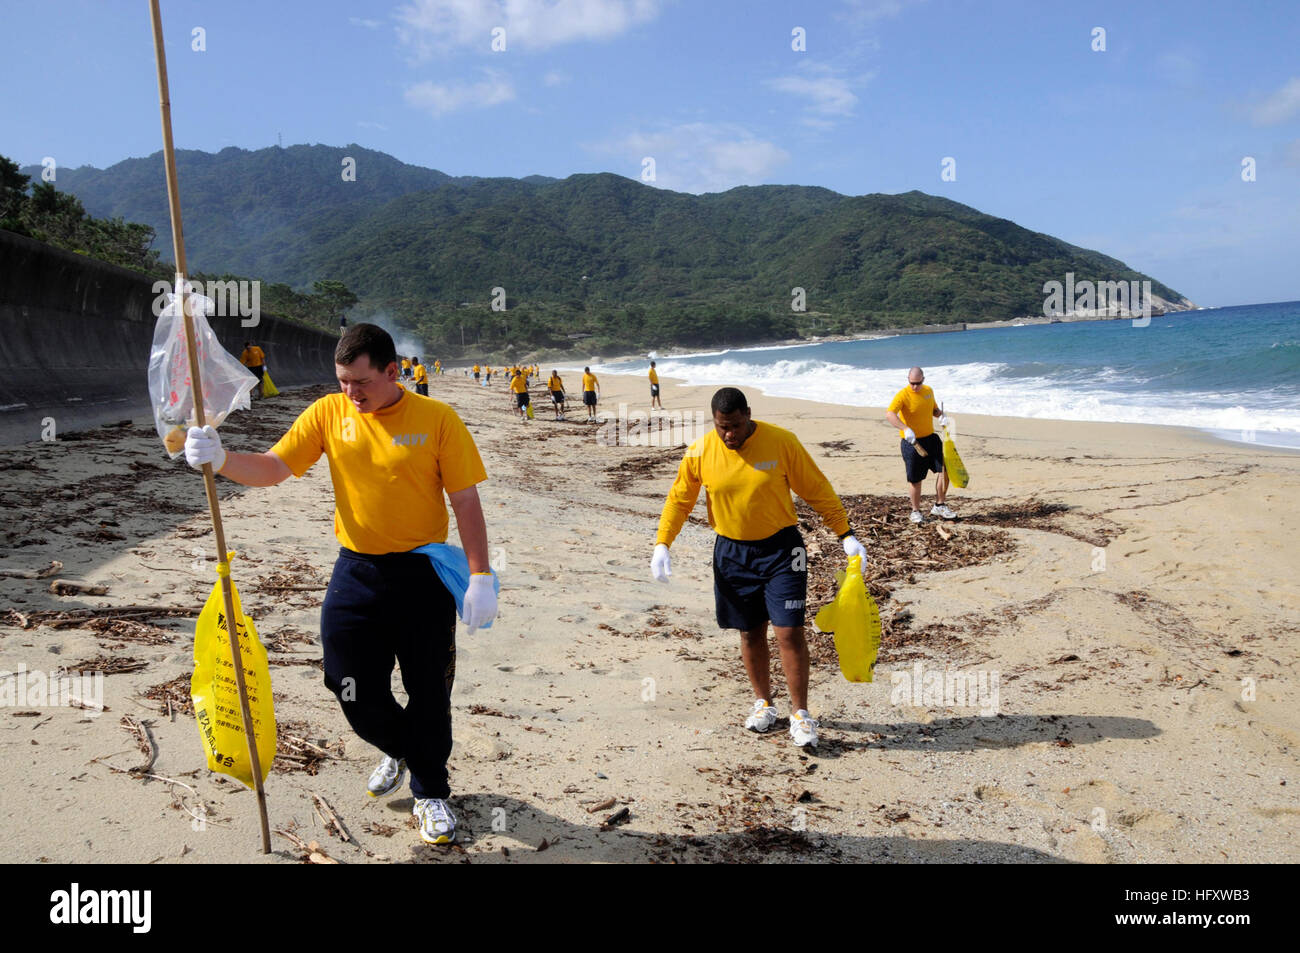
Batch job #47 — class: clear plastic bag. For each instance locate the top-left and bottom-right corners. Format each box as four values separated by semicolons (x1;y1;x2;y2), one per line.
148;288;258;458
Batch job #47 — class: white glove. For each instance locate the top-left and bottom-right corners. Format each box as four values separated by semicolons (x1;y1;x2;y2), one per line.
651;543;672;583
939;415;951;429
463;573;498;633
903;427;916;444
842;535;868;564
184;425;226;472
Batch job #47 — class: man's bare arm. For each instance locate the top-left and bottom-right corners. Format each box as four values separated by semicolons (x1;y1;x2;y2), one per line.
448;485;490;574
885;410;906;430
217;451;293;487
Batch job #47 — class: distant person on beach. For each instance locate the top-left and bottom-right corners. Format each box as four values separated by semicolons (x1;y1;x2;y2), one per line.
182;323;496;846
885;366;954;524
401;357;412;379
473;364;481;383
412;357;429;396
581;367;600;423
240;341;266;398
434;359;441;376
485;366;493;384
651;387;869;749
510;367;530;422
649;361;663;410
548;370;566;421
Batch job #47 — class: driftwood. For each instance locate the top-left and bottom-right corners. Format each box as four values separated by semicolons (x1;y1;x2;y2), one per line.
0;560;63;579
49;579;109;596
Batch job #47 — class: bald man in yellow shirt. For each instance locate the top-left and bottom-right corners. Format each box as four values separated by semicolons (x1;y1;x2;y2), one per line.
885;366;954;524
182;324;496;846
652;387;869;749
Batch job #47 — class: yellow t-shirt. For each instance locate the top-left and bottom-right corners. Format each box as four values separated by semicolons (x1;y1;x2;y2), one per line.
473;365;481;374
401;359;411;371
649;368;659;385
548;374;563;392
656;422;849;546
412;364;428;384
887;385;936;439
241;346;265;368
510;374;527;394
582;372;598;392
270;391;487;554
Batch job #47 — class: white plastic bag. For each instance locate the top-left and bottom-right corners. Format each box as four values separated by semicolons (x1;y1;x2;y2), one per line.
148;286;258;458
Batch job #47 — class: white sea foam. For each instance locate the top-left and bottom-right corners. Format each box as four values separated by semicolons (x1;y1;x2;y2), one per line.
588;356;1300;446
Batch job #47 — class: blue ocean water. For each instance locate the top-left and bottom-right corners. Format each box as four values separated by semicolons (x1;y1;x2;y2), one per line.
593;301;1300;448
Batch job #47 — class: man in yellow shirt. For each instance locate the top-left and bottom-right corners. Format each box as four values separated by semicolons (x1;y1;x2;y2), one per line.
652;387;869;749
509;367;530;422
649;361;663;410
433;359;441;376
412;357;429;396
473;364;481;383
548;370;566;421
885;366;954;524
581;367;600;423
401;357;412;379
240;341;266;399
181;324;497;846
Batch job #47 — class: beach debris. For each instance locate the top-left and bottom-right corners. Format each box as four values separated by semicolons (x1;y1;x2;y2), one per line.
275;825;339;864
66;654;147;675
2;605;196;630
140;674;194;717
311;793;352;843
0;560;63;579
600;807;631;830
587;797;618;814
48;579;110;596
274;720;344;774
119;715;158;774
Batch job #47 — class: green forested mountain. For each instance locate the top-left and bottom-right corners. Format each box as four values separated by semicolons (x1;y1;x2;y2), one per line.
22;144;1190;357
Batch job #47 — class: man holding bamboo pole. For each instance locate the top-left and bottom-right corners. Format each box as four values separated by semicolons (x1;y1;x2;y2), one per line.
183;323;497;845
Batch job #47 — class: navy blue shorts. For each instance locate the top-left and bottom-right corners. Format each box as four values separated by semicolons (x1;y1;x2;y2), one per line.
583;390;598;406
902;433;944;483
713;525;808;630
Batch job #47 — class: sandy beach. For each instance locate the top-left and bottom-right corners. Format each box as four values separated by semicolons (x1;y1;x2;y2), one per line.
1;369;1296;864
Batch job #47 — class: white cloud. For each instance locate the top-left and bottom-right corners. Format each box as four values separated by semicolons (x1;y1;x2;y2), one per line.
1249;77;1300;126
396;0;661;57
765;64;865;122
587;122;791;194
349;17;382;29
404;70;516;117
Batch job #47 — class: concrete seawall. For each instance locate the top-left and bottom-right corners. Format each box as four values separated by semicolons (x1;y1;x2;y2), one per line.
0;230;339;447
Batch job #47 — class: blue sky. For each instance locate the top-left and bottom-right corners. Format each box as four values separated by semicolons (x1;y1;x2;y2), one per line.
2;0;1298;307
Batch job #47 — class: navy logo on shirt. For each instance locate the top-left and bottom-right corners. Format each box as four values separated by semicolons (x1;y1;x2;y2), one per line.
753;459;778;471
392;433;429;446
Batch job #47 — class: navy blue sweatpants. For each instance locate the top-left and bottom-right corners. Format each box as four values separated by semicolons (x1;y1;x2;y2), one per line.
320;548;457;800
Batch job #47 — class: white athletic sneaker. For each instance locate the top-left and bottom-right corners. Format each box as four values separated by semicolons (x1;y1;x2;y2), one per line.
910;510;924;524
366;756;407;798
931;503;956;520
413;797;457;844
744;699;779;733
789;710;819;748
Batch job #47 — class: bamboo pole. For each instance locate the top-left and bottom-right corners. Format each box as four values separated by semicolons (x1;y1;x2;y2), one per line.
148;0;271;854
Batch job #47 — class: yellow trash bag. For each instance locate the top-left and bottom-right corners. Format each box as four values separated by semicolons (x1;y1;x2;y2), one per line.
525;401;535;420
191;558;276;787
941;424;969;489
260;371;279;398
813;554;882;682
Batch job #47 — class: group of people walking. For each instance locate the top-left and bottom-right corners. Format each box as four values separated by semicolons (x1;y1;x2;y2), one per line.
184;324;957;846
